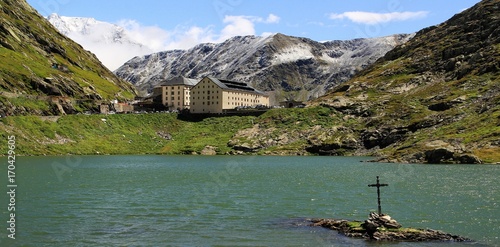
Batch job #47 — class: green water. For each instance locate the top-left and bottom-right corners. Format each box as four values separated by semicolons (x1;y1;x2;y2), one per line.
1;155;499;246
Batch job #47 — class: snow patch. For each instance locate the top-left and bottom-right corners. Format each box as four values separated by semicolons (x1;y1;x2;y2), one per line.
272;44;314;64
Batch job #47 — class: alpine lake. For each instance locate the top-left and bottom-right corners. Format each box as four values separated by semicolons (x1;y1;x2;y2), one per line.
1;155;499;246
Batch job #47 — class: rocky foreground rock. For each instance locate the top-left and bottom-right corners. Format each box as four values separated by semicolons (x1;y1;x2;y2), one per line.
310;213;471;242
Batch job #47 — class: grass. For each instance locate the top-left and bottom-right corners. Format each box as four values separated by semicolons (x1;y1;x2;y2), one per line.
0;113;257;156
0;106;344;156
0;2;136;115
346;221;365;232
0;102;499;163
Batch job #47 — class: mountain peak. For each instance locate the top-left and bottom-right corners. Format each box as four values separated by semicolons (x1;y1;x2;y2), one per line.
115;32;412;100
45;14;154;70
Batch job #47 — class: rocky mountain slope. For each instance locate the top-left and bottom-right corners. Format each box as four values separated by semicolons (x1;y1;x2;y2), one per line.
46;14;155;70
115;33;412;100
0;0;136;116
229;0;500;163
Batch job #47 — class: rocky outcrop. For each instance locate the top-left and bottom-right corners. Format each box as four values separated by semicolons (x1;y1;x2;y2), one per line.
228;123;360;156
361;127;409;150
415;140;482;164
310;213;471;242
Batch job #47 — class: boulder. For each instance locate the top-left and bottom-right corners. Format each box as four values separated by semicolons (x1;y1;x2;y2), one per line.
156;131;172;140
201;145;217;155
422;140;482;164
361;128;409;149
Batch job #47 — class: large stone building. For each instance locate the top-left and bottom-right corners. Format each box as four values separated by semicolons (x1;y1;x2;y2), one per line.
190;77;269;114
152;76;198;111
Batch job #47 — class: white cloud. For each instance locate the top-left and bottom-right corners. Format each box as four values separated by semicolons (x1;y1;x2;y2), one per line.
219;15;257;41
265;14;281;24
329;11;429;25
116;19;171;51
217;13;279;40
55;13;280;70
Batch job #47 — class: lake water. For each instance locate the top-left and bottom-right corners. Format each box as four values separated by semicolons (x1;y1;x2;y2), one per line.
1;155;499;246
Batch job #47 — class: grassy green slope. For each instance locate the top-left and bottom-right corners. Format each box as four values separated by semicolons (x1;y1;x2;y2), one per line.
0;0;136;116
0;113;253;155
0;107;343;156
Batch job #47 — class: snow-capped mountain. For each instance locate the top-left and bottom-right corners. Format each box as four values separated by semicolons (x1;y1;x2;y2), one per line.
47;14;154;70
115;33;413;100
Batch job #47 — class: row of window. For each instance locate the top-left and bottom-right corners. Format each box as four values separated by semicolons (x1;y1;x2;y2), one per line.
163;94;262;104
165;91;190;95
191;90;253;97
192;102;255;107
166;97;189;101
193;96;219;100
200;84;216;89
192;91;218;95
163;86;183;90
228;97;259;103
192;102;219;106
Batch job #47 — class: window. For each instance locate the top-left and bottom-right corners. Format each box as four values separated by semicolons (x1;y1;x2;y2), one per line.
178;96;180;100
207;102;210;105
172;91;175;95
171;97;174;100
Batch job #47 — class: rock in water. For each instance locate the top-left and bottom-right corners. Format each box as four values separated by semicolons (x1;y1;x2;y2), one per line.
309;213;472;242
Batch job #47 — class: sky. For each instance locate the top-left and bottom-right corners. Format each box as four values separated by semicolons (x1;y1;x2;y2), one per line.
26;0;482;69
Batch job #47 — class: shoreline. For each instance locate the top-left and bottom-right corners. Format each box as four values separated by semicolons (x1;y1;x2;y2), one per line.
1;111;498;164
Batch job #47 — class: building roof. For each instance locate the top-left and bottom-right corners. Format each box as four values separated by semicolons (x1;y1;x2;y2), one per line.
206;76;267;96
159;76;198;87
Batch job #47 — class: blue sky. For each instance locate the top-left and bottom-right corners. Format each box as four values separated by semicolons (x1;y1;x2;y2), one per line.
26;0;481;69
28;0;480;41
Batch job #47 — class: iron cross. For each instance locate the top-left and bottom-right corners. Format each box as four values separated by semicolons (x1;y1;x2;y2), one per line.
368;176;389;215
